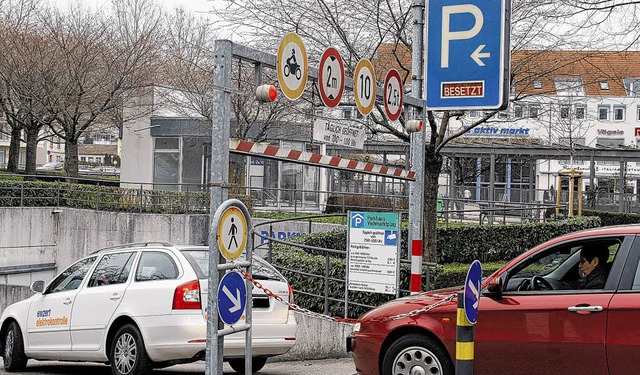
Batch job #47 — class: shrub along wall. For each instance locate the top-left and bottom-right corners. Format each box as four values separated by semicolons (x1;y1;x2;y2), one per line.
582;209;640;226
272;216;601;317
275;216;601;263
0;180;250;214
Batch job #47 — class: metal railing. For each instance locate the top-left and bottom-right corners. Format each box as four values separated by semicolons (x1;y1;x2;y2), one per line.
252;214;437;318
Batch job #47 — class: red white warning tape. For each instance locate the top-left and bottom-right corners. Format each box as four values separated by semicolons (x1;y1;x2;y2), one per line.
230;140;416;181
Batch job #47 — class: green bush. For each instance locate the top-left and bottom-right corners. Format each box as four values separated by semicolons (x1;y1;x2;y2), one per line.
272;216;600;263
0;180;217;214
272;243;507;318
436;216;600;263
430;262;504;289
273;245;433;318
270;216;601;317
582;209;640;226
324;194;408;214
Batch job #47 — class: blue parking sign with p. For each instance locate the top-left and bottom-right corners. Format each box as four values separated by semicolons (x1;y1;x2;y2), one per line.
351;213;365;228
426;0;510;110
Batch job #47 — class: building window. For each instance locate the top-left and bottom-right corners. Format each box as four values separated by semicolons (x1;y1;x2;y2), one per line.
614;105;626;121
637;105;640;121
624;78;640;96
554;77;585;96
533;80;542;89
598;105;610;120
514;105;524;118
529;105;540;119
80;157;86;162
575;105;586;119
599;81;609;90
468;110;479;118
560;106;570;119
498;111;508;119
342;109;352;119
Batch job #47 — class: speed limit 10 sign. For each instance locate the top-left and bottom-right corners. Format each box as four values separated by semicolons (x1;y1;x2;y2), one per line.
354;59;376;116
383;69;403;121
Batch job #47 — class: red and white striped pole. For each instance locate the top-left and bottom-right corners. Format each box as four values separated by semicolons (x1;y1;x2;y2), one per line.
410;239;423;294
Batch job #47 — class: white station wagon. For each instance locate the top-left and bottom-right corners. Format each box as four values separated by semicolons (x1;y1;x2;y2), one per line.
0;243;297;374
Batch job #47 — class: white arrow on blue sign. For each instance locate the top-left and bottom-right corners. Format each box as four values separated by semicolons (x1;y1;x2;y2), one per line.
464;260;482;324
425;0;510;110
217;271;247;325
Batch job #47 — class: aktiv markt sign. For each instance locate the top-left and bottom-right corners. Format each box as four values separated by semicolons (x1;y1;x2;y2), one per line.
426;0;510;110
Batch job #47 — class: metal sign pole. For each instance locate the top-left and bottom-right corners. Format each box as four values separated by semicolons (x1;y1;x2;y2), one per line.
409;0;426;291
206;39;232;375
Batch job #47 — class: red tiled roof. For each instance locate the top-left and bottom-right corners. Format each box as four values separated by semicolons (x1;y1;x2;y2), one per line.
373;45;640;97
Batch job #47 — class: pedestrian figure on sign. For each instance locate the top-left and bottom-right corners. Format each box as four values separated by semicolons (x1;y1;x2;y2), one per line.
228;217;239;250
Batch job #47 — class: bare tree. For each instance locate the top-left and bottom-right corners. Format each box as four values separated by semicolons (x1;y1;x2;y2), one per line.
0;0;42;173
34;0;161;177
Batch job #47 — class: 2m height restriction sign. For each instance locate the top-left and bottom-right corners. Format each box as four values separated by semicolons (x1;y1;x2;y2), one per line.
318;47;345;108
425;0;510;110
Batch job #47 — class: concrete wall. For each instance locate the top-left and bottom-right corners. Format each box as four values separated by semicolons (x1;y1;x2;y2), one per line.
0;284;33;314
279;313;352;361
0;207;209;282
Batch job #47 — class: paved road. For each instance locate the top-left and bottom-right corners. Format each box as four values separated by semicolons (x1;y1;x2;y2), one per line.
0;357;357;375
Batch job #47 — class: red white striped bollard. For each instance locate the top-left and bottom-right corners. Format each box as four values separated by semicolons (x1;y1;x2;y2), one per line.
410;239;423;294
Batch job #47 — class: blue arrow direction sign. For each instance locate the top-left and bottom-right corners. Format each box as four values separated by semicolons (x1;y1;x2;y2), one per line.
464;260;482;324
426;0;510;110
217;271;247;325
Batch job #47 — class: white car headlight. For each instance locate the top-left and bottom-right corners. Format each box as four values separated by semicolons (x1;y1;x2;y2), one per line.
353;322;361;332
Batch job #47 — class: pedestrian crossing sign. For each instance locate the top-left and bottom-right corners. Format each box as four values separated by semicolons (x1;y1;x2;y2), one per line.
217;206;248;260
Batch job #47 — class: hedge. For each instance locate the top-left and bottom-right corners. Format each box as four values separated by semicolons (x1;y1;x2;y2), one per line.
273;216;601;263
0;180;252;214
582;209;640;226
272;245;507;318
270;216;601;317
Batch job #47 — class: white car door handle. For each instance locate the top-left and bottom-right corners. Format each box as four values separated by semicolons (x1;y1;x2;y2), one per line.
63;298;72;305
568;305;604;312
110;293;121;301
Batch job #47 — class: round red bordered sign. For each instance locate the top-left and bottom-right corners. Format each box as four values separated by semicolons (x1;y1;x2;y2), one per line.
318;47;345;108
383;69;403;121
353;59;376;116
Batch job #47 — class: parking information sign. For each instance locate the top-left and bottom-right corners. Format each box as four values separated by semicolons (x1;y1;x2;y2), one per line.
217;271;247;325
347;211;400;295
464;260;482;324
425;0;510;110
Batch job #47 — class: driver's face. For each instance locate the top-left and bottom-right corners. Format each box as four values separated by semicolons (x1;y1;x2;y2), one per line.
579;257;597;276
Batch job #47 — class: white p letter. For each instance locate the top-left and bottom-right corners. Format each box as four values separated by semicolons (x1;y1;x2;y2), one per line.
441;5;484;68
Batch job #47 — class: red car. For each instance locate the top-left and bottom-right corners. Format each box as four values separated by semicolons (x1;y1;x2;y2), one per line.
347;225;640;374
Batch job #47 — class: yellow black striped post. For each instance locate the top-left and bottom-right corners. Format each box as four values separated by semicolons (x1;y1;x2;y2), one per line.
455;291;474;374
